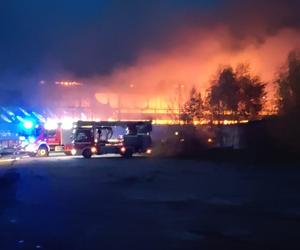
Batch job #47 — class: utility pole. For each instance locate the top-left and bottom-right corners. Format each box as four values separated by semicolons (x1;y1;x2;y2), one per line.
118;94;121;121
177;82;184;123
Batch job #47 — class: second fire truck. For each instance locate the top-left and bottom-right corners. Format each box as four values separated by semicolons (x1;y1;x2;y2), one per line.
65;121;153;158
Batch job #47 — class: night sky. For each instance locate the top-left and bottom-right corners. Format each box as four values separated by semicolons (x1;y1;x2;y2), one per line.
0;0;299;89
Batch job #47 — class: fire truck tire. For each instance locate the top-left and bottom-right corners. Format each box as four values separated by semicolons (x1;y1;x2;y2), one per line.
83;149;92;159
37;146;49;157
121;149;133;158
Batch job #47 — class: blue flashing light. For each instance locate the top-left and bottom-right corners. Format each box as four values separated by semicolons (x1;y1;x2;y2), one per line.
16;116;25;122
1;114;12;123
19;108;31;116
23;120;34;130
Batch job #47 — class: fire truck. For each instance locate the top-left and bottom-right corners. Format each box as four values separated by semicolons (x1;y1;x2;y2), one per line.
65;121;152;158
19;123;72;157
0;107;74;157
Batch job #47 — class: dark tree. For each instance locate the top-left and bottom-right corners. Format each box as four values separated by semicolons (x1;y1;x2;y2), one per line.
271;50;300;152
181;86;203;123
277;50;300;115
236;64;266;119
210;67;240;115
209;65;266;120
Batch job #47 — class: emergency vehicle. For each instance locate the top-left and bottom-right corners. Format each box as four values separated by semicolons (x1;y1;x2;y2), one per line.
19;122;72;157
65;121;152;158
0;107;73;157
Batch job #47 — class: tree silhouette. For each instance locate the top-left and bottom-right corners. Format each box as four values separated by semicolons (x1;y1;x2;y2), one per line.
277;50;300;115
236;64;266;119
209;65;266;120
181;86;203;123
209;67;240;117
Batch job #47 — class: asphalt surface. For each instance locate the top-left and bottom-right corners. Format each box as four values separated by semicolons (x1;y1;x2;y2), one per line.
1;155;300;250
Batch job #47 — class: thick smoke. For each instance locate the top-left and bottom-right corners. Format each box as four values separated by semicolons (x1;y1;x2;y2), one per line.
0;0;300;104
88;0;300;99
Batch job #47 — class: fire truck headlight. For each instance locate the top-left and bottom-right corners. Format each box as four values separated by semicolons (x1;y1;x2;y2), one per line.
91;147;97;154
146;148;152;154
120;146;126;153
71;149;77;155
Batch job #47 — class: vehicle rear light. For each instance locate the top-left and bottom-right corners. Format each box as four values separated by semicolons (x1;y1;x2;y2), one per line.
146;149;152;154
120;146;126;153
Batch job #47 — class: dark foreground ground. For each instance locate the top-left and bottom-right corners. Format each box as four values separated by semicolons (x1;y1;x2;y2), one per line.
1;155;300;250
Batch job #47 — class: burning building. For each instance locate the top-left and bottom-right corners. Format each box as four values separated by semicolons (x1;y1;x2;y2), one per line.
37;80;189;122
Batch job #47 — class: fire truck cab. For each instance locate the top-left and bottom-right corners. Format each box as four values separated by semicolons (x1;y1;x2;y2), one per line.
65;121;152;158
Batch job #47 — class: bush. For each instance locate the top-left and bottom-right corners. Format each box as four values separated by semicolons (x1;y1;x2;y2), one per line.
153;125;213;157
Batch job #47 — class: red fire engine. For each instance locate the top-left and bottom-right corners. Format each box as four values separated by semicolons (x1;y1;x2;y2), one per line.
65;121;152;158
20;123;72;157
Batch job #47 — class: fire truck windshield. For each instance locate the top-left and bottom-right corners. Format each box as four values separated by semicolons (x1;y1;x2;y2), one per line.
45;129;57;138
74;129;92;143
35;127;43;137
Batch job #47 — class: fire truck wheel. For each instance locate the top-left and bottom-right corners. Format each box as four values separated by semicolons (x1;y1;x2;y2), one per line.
37;146;49;157
83;149;92;159
121;150;133;158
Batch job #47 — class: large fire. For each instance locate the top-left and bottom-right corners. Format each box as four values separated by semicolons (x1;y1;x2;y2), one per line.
90;27;299;119
38;26;300;123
